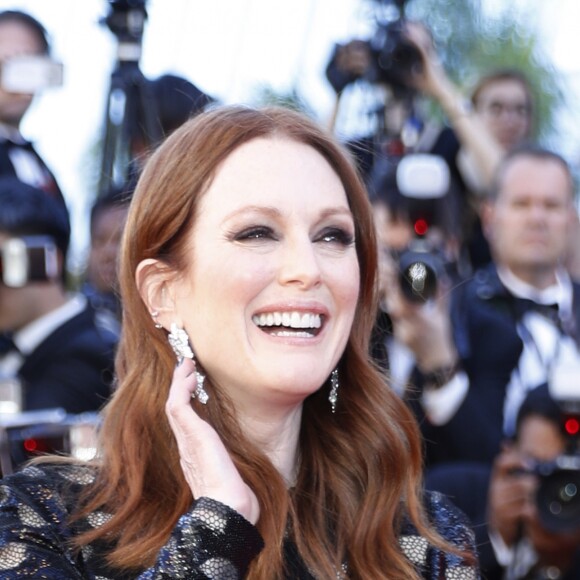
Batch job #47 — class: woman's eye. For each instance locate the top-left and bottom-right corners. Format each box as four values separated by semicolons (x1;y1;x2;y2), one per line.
317;227;355;246
233;226;276;242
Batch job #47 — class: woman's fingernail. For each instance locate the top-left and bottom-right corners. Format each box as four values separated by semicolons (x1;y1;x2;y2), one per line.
176;356;184;367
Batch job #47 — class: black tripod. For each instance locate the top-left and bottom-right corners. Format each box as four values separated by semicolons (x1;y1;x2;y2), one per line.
98;0;161;197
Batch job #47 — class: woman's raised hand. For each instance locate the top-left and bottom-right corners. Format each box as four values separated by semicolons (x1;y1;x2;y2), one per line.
165;358;260;524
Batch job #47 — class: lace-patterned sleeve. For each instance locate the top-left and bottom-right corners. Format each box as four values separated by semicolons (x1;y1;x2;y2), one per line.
0;464;264;579
0;465;87;579
137;497;264;579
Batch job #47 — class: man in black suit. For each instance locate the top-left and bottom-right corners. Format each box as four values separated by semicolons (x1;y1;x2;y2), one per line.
0;10;65;207
0;177;118;414
383;146;580;467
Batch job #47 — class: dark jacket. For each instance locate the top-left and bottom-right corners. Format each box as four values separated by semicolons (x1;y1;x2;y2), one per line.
0;138;66;208
414;263;580;467
19;303;118;414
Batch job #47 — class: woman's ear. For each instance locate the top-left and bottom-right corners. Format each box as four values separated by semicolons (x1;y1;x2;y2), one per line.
135;258;178;331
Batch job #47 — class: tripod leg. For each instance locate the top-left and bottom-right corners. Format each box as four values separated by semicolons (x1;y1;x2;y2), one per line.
98;64;162;197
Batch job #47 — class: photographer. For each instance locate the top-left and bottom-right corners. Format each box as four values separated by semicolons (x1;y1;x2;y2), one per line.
427;383;580;579
0;178;118;414
326;8;523;271
370;153;465;393
0;10;65;208
485;384;580;579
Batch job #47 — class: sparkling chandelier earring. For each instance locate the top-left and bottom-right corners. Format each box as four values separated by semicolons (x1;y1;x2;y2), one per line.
328;369;339;413
167;323;209;404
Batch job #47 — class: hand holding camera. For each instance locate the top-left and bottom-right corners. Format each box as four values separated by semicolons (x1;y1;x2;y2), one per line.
401;21;450;98
384;274;457;376
488;444;538;548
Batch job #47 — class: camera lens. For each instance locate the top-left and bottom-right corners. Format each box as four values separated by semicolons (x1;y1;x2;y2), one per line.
536;467;580;533
398;248;442;303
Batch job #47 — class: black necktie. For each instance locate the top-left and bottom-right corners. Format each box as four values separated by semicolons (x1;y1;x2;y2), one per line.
512;299;563;338
513;297;558;319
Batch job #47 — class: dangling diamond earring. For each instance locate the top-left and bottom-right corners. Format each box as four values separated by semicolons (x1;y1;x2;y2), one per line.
193;370;208;405
328;369;339;413
167;323;209;404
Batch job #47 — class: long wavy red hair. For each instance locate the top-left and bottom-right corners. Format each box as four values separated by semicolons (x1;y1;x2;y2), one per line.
71;105;453;578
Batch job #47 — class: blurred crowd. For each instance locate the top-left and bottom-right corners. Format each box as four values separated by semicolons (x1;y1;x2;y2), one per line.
326;15;580;580
0;7;579;579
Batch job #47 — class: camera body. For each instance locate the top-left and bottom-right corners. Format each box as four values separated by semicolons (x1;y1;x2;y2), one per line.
531;453;580;534
0;409;100;476
0;56;63;93
366;0;422;95
104;0;148;53
532;358;580;533
392;154;452;303
0;236;59;288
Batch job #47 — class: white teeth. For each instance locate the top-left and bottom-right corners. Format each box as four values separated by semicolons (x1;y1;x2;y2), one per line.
271;330;313;338
252;311;322;329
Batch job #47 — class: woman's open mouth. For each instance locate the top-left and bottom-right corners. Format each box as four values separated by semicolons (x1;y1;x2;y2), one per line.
252;311;323;338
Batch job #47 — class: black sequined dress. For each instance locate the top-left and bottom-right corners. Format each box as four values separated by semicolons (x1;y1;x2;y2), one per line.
0;464;479;578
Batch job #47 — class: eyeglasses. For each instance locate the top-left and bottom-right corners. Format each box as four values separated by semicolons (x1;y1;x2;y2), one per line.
478;100;530;119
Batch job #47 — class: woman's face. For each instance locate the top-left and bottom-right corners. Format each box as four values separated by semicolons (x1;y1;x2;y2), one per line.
475;79;531;151
170;137;360;410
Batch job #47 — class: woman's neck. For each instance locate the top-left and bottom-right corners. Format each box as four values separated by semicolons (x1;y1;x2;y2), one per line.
238;403;303;486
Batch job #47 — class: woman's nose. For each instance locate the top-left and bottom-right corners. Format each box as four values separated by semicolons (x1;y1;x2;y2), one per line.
278;237;322;289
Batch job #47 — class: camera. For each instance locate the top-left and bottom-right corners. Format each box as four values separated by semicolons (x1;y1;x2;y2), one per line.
366;0;423;95
0;56;63;93
391;154;453;303
533;454;580;534
532;357;580;533
0;236;59;288
0;409;100;476
103;0;148;58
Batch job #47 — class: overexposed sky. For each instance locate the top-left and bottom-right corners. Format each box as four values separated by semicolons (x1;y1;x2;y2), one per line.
2;0;580;266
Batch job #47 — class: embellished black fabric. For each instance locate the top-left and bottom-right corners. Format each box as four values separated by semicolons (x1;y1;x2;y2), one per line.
0;464;478;578
0;464;263;579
